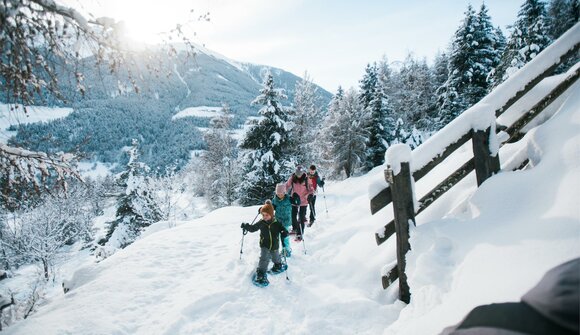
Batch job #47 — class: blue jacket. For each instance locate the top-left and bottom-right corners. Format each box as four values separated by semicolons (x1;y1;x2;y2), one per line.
272;194;292;229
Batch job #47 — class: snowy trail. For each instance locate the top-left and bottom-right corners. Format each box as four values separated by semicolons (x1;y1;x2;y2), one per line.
5;178;404;335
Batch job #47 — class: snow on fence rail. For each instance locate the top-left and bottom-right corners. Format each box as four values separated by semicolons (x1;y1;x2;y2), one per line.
368;22;580;303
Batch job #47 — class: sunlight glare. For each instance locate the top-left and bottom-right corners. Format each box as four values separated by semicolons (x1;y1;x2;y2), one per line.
103;1;193;45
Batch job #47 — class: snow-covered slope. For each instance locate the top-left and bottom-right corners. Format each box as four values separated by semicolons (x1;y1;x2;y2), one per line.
0;104;73;143
4;74;579;334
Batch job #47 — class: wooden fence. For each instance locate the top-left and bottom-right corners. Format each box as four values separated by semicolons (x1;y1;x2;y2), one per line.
370;29;580;303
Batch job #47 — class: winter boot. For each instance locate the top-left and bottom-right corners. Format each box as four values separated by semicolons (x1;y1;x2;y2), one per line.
256;269;269;285
270;263;287;274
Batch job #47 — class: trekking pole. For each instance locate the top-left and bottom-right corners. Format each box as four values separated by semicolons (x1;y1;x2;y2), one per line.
299;222;307;254
239;212;260;260
282;253;290;282
322;186;329;217
239;229;248;260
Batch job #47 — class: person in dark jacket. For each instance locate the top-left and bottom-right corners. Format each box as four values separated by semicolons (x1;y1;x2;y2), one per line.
306;164;324;226
241;201;289;286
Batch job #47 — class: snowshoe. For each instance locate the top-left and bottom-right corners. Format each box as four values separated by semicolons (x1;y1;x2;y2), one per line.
269;263;288;275
251;271;269;287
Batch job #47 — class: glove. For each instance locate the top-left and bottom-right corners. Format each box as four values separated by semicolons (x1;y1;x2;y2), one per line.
241;223;249;230
292;193;300;205
320;178;325;187
307;194;313;203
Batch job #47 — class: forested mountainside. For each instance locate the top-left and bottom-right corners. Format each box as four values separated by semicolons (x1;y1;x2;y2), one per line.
6;48;331;171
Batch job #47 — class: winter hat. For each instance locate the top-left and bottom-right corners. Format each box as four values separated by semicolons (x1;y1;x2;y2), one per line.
260;202;275;218
295;165;305;177
276;183;286;194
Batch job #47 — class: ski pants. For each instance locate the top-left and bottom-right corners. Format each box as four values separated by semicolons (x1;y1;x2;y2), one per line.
292;205;307;236
309;195;317;222
258;247;282;273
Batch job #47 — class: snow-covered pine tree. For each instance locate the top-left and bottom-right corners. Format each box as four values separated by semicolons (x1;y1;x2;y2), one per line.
547;0;579;39
359;63;379;111
290;72;324;166
492;0;552;85
238;72;294;206
473;3;504;95
364;61;395;171
319;86;345;176
326;88;369;178
391;118;412;147
99;140;162;253
203;104;239;208
400;55;437;130
437;4;500;128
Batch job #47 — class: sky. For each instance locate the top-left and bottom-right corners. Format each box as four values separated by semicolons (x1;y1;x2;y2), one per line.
68;0;523;92
4;57;579;334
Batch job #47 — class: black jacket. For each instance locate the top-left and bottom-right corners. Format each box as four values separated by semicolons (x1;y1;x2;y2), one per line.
245;218;289;250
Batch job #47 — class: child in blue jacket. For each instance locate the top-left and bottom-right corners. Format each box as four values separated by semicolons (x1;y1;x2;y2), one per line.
272;183;292;257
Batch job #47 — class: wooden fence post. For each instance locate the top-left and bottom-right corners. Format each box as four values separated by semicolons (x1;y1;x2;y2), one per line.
387;161;416;303
472;126;500;186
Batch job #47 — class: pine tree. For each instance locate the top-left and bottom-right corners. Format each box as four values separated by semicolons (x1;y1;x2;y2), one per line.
238;72;293;205
364;60;397;170
203;105;239;208
290;72;324;166
398;56;437;129
100;139;162;251
433;52;449;90
326;88;369;178
320;87;345;174
547;0;579;40
359;63;379;110
474;3;504;94
437;4;501;127
493;0;552;84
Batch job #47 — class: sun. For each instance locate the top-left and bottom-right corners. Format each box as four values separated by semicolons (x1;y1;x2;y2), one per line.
95;0;197;45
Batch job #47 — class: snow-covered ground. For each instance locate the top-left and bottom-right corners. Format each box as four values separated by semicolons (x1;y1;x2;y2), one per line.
0;103;73;143
3;78;579;334
172;106;223;120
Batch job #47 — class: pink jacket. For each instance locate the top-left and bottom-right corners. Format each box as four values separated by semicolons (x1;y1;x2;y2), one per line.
286;174;313;206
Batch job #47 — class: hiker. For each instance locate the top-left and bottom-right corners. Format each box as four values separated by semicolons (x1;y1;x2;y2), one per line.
285;165;313;241
272;183;292;257
240;201;289;287
306;164;325;226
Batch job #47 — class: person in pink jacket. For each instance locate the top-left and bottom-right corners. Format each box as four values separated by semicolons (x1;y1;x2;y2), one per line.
285;165;313;241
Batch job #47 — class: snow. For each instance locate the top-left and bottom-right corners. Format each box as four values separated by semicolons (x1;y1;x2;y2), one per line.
0;103;73;143
385;144;412;176
172;106;223;120
173;64;191;98
3;74;579;334
76;161;116;179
